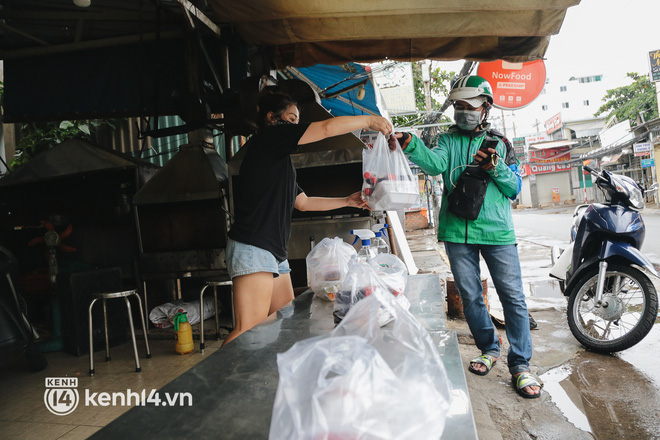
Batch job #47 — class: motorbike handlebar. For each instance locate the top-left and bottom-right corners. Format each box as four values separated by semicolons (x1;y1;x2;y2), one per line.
583;165;596;173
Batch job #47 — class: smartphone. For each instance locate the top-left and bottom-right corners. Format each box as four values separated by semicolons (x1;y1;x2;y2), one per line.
475;137;499;164
479;137;499;155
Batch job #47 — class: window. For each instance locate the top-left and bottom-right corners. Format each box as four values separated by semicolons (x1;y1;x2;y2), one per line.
541;105;548;111
560;86;567;92
583;100;590;106
562;102;570;108
577;75;603;83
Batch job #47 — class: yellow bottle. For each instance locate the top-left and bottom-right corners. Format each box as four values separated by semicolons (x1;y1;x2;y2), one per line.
173;310;194;354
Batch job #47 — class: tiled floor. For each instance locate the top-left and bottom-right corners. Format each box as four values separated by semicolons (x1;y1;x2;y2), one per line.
0;326;223;440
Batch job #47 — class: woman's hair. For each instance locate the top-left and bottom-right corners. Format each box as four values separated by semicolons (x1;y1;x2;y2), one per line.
256;91;297;130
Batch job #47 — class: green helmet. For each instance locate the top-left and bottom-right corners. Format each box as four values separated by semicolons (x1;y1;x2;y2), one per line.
448;75;494;105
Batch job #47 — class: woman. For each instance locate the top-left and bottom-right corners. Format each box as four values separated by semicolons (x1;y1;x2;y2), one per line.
223;91;392;346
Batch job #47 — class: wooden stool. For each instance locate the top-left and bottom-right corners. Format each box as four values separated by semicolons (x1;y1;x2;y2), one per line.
88;289;151;376
200;279;233;353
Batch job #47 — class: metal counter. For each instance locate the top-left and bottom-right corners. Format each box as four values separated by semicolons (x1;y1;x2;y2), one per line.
91;273;477;440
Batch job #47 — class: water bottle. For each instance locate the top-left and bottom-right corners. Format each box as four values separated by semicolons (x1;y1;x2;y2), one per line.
351;229;377;263
371;224;390;254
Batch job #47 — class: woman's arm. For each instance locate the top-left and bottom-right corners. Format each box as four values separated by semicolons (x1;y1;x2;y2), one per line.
294;191;369;212
298;115;391;145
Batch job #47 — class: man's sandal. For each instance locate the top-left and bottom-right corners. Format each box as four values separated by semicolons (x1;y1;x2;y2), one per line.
513;372;543;399
468;354;497;376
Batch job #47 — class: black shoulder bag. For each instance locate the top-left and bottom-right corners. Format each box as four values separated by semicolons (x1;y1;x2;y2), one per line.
446;135;501;220
447;165;490;220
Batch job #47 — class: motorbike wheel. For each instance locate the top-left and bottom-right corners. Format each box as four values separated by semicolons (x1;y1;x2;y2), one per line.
567;263;658;353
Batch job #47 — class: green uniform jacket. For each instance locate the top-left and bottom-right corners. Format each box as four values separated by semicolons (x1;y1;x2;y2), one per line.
405;125;518;245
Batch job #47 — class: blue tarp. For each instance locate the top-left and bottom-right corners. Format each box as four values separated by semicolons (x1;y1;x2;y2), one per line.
287;63;381;117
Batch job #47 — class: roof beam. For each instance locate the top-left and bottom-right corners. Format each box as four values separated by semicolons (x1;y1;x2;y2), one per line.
0;29;182;60
175;0;221;37
0;11;167;21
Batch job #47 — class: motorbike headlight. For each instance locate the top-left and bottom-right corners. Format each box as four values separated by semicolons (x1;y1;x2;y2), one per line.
628;187;645;210
610;174;645;210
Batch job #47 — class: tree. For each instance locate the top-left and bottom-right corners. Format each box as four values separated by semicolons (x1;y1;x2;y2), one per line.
391;62;455;146
594;72;659;125
0;81;121;170
10;120;96;169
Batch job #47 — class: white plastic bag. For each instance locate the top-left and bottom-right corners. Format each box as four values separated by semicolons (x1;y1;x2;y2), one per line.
269;290;452;440
333;253;408;325
362;133;420;211
306;237;357;301
148;296;216;328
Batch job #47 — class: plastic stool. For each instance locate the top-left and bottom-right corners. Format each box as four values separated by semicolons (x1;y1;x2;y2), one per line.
200;279;233;353
88;289;151;376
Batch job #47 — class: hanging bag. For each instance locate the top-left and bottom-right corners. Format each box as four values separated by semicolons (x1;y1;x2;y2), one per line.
362;133;420;211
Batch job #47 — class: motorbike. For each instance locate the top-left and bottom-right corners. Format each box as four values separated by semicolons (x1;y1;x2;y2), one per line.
549;165;659;353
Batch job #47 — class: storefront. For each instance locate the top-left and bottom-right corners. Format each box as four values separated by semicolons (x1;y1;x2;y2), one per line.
519;140;576;207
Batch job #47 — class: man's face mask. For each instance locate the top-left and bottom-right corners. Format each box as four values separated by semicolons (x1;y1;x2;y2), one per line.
454;109;482;131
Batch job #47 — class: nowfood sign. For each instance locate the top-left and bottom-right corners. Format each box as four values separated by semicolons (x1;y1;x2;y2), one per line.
477;60;546;110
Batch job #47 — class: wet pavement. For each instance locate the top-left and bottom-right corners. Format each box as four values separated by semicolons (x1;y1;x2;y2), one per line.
405;226;660;440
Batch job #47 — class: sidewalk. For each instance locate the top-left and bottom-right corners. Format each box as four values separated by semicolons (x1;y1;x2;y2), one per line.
405;228;592;440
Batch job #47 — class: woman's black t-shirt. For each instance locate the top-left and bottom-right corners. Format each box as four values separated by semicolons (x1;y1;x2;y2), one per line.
228;123;310;262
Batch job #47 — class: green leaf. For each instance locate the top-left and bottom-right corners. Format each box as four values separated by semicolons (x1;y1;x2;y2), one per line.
59;121;74;129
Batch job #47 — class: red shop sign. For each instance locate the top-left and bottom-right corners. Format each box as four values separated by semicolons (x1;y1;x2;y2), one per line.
477;60;546;110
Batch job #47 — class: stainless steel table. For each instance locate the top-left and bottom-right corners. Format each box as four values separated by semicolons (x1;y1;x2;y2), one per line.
91;273;477;440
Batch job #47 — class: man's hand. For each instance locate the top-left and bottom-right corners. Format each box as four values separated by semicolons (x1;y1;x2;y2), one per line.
388;132;411;151
473;147;497;170
346;191;371;209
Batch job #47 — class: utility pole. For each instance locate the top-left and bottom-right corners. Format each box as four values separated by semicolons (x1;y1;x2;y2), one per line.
422;61;432;113
500;109;507;137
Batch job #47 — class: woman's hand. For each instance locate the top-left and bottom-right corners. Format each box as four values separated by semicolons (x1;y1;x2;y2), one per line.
346;191;371;210
368;116;393;136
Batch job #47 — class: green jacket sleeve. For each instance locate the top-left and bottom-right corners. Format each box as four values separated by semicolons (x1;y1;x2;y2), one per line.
487;139;519;199
403;134;449;176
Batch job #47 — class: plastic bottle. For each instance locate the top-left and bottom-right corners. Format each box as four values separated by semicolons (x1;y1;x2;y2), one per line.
173;309;194;354
371;223;390;254
351;229;377;263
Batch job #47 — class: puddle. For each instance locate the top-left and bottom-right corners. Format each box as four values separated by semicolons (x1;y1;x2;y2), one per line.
529;279;564;299
540;365;592;434
616;321;660;387
541;352;660;439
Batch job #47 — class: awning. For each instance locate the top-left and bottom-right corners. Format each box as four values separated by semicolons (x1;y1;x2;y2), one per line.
601;153;622;166
209;0;581;67
284;63;382;116
529;140;579;150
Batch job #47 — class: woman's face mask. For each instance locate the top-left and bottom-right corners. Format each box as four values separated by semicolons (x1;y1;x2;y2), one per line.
454;109;483;131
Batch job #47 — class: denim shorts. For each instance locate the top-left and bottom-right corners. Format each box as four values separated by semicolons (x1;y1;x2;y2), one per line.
226;239;291;279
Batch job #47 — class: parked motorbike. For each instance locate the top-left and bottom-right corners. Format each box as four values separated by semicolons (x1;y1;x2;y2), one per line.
549;166;659;353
